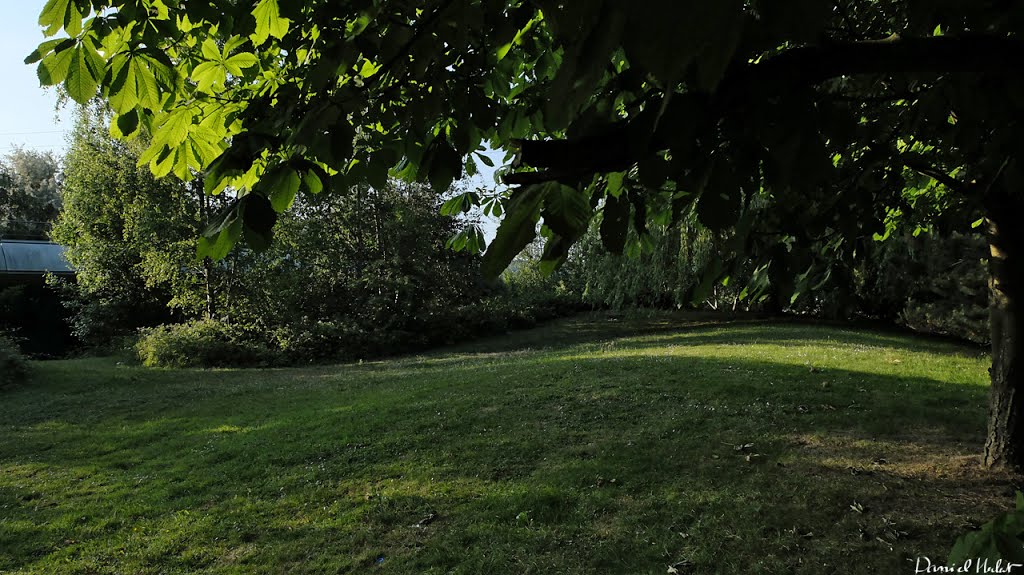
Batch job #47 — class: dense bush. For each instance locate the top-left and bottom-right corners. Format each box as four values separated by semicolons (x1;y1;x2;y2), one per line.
47;277;174;350
270;320;378;364
58;108;516;346
137;290;585;368
228;182;487;332
135;321;272;368
60;108;551;366
862;232;989;343
53;108;214;346
0;333;28;387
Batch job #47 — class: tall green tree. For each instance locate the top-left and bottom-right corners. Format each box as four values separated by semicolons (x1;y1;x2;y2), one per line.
54;106;219;344
233;180;484;334
30;1;1024;467
57;106;482;350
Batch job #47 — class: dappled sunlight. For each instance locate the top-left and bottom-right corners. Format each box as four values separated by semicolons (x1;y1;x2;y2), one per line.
558;336;989;386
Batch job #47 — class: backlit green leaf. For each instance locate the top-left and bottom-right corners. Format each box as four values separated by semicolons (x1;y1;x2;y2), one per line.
37;42;75;86
259;164;302;211
130;56;162;110
198;203;243;260
110;109;140;139
154;109;194;149
224;53;259;75
25;38;67;65
38;0;72;37
251;0;290;46
192;61;227;93
64;42;105;104
302;169;324;195
481;184;547;279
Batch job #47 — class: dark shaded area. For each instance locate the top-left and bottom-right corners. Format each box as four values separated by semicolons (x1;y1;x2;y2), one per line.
0;283;75;358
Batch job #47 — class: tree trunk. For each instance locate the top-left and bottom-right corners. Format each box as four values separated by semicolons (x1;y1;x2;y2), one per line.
983;191;1024;469
198;183;216;320
203;257;216;320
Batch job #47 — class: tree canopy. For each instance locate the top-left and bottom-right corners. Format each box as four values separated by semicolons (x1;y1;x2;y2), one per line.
29;1;1022;282
30;0;1024;467
55;106;490;354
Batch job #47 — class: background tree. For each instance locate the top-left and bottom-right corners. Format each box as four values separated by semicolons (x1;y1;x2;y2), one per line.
0;148;61;239
569;209;720;311
30;1;1024;467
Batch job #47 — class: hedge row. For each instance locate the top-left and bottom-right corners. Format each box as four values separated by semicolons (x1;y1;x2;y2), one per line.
135;295;582;368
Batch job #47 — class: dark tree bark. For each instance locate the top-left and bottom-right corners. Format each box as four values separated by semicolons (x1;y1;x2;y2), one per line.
983;190;1024;469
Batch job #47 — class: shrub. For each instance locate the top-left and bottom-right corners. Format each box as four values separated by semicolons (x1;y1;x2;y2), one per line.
0;333;29;387
135;291;584;369
135;320;273;368
902;301;990;344
858;232;990;343
271;320;368;364
412;294;582;346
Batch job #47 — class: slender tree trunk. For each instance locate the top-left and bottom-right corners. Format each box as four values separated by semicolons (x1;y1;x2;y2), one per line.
762;245;789;315
198;183;216;320
203;257;216;320
224;256;233;325
983;191;1024;469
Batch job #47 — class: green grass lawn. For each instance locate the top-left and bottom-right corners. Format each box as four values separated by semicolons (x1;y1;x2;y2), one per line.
0;314;1017;574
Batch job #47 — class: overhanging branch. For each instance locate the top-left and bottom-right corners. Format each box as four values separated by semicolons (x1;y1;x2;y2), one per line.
510;35;1024;183
737;35;1024;88
902;156;970;195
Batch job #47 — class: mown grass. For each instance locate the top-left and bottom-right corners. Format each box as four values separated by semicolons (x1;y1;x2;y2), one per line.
0;314;1017;574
